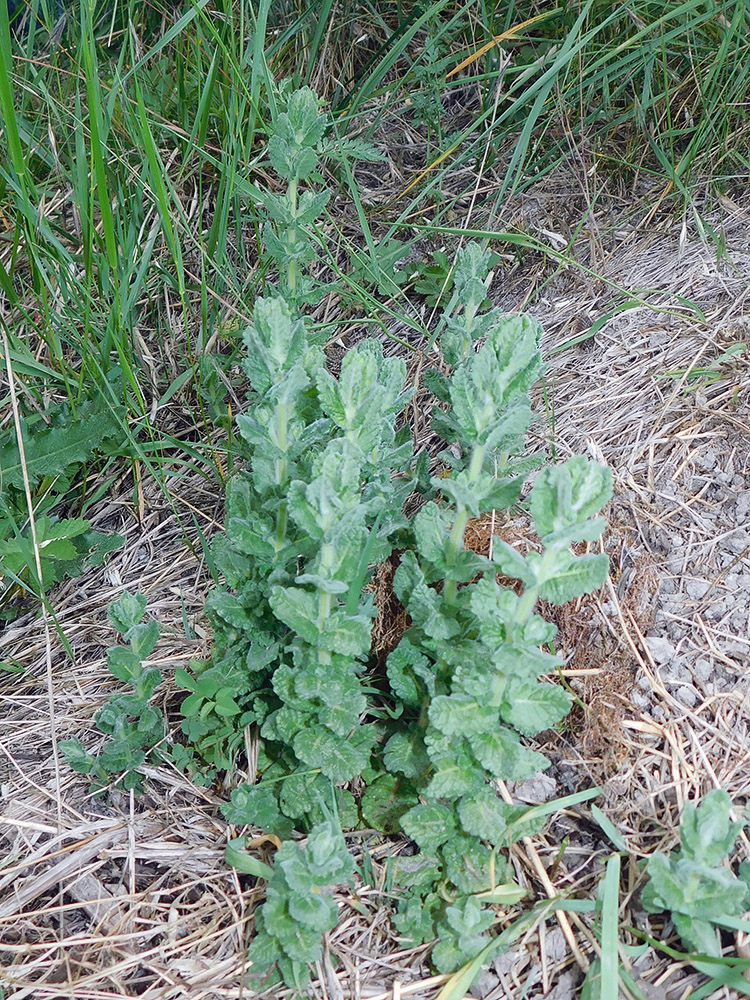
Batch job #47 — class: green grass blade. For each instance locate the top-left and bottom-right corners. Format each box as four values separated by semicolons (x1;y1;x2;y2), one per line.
600;854;621;1000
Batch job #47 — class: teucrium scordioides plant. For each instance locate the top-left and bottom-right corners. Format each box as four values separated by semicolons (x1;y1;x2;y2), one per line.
174;87;614;990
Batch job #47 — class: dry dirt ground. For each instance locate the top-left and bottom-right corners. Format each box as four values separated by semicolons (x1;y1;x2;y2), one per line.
2;178;750;999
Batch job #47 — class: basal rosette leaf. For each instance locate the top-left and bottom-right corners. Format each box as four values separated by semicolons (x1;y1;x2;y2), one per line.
428;694;498;736
280;656;366;735
441;834;497;894
262;706;312;744
361;773;417;833
293;724;375;783
425;730;487;798
391;854;443;890
468;728;550;781
278;774;358;829
0;398;126;492
457;787;512;845
60;738;99;775
383;730;431;780
401;803;457;854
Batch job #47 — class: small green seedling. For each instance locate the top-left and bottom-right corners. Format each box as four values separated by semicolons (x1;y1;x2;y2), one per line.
642;789;749;958
61;592;165;794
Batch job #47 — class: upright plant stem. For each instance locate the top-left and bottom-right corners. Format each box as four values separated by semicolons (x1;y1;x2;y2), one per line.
444;442;484;604
287;176;298;297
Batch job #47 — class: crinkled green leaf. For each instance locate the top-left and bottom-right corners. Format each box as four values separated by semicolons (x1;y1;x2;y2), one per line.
530;456;613;540
429;694;498;736
490;539;536;586
269;586;319;643
108;591;147;634
401;803;457;854
540;552;610;605
468;728;550;781
386;639;435;708
500;679;572;737
393;551;459;640
221;783;293;838
413;502;450;566
672;913;721;958
390;853;442;890
241;297;309;392
361;773;416;833
457;787;512;845
642;854;748;923
383;730;431;780
393;892;441;946
293;725;372;783
441;834;496;894
680;790;741;867
287;891;337;932
432;896;495;974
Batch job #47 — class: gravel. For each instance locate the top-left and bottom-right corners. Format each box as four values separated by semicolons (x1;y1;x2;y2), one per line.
630;435;750;718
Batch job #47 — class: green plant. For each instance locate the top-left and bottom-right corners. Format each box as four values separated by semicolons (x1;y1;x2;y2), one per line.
0;397;126;618
189;91;614;987
240;819;355;993
172;657;256;787
642;790;749;958
253;83;383;306
60;592;165;793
